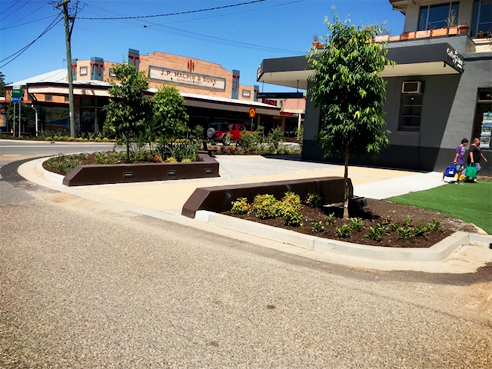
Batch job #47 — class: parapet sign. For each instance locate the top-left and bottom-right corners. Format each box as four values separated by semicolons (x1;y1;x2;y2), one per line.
256;92;304;99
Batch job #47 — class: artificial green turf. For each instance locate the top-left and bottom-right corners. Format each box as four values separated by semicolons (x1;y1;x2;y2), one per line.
388;180;492;234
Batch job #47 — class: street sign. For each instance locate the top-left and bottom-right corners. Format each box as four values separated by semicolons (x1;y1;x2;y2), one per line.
11;89;24;98
11;97;22;102
257;92;304;99
248;108;256;119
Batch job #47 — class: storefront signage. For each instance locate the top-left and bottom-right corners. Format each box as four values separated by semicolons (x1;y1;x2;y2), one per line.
257;92;304;99
149;66;226;90
446;46;464;73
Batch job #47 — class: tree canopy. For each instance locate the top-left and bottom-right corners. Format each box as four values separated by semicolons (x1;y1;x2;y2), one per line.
103;62;152;161
308;13;394;217
152;85;189;145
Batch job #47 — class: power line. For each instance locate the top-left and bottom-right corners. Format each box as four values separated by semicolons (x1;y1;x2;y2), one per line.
1;2;49;30
0;14;55;30
1;0;31;22
79;0;266;20
0;14;62;68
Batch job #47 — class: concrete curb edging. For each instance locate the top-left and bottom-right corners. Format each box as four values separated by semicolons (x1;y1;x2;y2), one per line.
196;211;476;262
34;158;64;184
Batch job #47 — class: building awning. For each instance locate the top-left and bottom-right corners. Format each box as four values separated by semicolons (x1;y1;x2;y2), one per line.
257;42;464;88
381;43;464;77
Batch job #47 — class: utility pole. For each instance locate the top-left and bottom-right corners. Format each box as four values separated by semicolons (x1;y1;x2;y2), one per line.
55;0;76;138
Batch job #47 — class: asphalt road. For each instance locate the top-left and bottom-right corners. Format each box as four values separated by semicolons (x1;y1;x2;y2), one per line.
0;139;116;156
1;154;492;368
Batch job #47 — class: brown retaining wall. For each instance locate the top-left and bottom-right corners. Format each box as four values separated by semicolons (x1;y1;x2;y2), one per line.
63;152;219;186
182;177;352;218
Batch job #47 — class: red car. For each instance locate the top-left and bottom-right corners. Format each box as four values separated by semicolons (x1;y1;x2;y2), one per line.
207;123;250;143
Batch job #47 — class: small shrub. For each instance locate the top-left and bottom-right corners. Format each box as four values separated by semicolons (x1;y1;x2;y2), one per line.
427;219;441;232
336;224;352;238
366;224;388;242
350;218;364;231
283;208;303;227
231;198;252;215
312;221;325;233
402;216;413;227
281;192;301;210
326;213;336;226
253;194;279;220
414;225;430;238
306;193;323;208
397;227;414;241
166;156;177;163
389;222;400;231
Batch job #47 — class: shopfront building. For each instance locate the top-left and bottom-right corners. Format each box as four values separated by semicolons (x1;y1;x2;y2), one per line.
257;0;492;176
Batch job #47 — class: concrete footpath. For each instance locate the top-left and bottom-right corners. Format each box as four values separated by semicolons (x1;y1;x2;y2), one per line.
18;155;492;273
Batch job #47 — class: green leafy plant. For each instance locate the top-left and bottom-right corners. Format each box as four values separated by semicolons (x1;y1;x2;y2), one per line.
389;222;400;231
253;194;280;220
336;224;352;238
282;208;303;227
366;223;388;242
306;193;323;208
231;198;252;215
308;12;393;218
402;216;413;227
312;221;325;233
326;213;336;226
397;227;414;241
414;225;430;238
427;219;441;232
350;218;364;231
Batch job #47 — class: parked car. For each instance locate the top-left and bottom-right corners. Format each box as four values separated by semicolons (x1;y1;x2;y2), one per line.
206;122;251;144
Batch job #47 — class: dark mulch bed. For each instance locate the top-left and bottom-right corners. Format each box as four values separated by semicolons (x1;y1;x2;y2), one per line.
223;199;478;248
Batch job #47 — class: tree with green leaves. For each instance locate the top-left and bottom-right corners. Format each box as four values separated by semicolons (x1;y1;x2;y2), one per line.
308;13;394;218
152;85;189;146
103;62;152;162
0;71;7;97
7;102;33;133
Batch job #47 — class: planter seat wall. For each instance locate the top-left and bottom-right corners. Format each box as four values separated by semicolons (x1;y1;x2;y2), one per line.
63;153;219;186
182;177;352;218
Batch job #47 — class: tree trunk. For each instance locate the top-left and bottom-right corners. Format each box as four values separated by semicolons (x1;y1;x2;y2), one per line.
343;146;350;219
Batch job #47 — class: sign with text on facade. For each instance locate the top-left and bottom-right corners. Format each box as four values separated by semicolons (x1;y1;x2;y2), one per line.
148;66;226;91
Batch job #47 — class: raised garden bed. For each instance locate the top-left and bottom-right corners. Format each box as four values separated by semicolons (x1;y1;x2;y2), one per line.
43;152;219;186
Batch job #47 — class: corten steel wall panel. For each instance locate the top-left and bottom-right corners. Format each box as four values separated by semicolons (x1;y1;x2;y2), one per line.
181;177;351;218
63;153;219;186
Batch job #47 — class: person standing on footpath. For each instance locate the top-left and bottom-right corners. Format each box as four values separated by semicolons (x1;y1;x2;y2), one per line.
467;137;488;182
453;138;469;184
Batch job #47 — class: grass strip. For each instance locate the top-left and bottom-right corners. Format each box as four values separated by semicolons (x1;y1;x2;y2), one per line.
389;180;492;234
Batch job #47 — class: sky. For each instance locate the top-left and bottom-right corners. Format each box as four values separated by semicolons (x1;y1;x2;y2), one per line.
0;0;405;92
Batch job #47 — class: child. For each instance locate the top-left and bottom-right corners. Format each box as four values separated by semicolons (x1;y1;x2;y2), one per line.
453;138;469;184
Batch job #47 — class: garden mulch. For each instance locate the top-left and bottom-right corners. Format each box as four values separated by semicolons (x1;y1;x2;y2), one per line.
223;199;478;248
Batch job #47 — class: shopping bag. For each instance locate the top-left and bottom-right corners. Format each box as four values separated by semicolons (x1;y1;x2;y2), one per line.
465;164;477;178
444;165;456;178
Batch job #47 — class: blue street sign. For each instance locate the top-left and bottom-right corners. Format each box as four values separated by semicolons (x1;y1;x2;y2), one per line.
11;97;22;102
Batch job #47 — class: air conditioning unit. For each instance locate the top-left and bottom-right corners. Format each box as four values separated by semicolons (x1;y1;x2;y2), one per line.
402;81;422;94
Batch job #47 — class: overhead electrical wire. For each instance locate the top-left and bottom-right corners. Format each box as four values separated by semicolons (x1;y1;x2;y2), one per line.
0;14;63;68
79;0;266;20
0;14;55;31
79;0;304;55
1;0;31;22
1;2;49;30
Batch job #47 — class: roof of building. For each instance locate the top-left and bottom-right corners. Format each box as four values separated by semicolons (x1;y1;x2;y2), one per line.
8;69;278;109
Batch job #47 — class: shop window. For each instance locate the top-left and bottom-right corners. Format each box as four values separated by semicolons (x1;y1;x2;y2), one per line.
80;66;88;76
109;68;116;77
398;90;423;131
471;0;492;37
46;95;52;102
242;89;251;98
418;2;459;31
